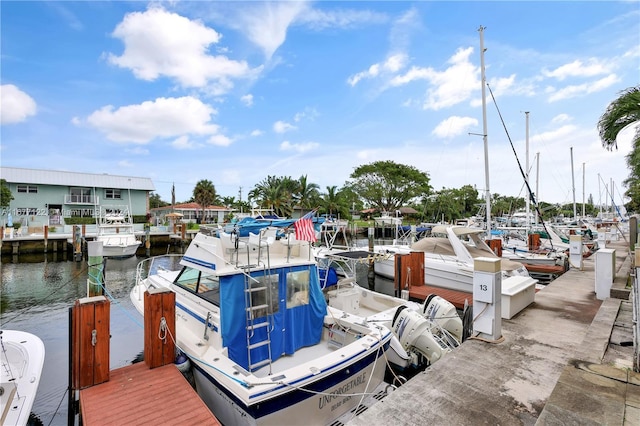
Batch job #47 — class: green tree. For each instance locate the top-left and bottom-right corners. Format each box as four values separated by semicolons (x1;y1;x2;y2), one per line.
347;161;432;212
454;185;480;217
0;179;13;208
193;179;217;223
598;86;640;150
424;188;462;223
249;175;297;218
598;86;640;212
149;192;169;209
294;175;320;211
320;186;341;217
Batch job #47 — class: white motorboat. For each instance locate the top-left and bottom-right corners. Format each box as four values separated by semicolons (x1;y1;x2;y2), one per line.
324;277;462;373
314;247;463;373
374;225;538;294
130;229;392;426
1;330;45;426
96;206;141;258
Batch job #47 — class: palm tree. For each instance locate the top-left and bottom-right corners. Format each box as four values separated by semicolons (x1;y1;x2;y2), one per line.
598;86;640;211
249;176;296;217
598;86;640;150
295;175;320;212
193;179;217;224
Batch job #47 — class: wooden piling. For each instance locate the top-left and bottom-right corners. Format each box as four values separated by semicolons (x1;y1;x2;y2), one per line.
489;238;502;256
144;288;176;369
394;252;424;297
72;296;110;389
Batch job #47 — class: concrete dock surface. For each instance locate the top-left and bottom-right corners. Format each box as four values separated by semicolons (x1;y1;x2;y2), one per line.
348;236;639;426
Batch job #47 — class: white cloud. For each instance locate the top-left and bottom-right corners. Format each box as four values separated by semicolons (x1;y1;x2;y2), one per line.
547;74;620;102
294;107;319;122
531;124;578;144
551;114;572;124
241;94;254;107
107;8;258;91
85;96;227;144
208;134;232;146
171;135;198;150
542;59;612;81
280;140;319;153
348;53;408;86
389;47;477;110
297;7;388;31
230;2;309;59
1;84;37;125
250;129;263;137
273;120;296;133
432;116;479;139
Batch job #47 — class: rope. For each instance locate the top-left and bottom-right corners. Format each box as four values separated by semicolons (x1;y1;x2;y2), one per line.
158;317;168;343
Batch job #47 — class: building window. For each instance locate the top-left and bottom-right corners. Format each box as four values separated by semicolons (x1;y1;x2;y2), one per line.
17;185;38;193
105;189;122;199
69;188;92;203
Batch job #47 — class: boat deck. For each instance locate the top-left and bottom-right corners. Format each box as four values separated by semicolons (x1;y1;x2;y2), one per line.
79;362;220;425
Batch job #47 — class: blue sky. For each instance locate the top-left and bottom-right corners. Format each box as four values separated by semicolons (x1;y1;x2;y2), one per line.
1;1;639;208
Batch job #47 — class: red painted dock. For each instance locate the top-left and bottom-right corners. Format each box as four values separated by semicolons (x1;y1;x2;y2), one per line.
79;362;220;425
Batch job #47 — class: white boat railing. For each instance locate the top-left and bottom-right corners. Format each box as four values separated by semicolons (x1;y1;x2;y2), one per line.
134;254;183;300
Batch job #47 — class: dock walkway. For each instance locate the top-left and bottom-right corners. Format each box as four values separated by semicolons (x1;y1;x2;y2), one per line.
348;237;639;425
79;362;220;425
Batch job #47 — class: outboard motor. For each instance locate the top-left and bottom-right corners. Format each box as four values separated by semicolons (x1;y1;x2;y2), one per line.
422;294;463;343
391;306;451;365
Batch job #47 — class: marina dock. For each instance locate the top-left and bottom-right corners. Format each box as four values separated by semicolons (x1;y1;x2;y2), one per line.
348;236;639;425
79;362;219;425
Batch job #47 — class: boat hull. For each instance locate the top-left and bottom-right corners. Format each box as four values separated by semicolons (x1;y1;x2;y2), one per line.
191;345;388;426
0;330;45;426
99;241;141;258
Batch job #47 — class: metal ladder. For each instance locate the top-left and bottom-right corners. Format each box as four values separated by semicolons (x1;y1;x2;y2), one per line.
244;261;274;373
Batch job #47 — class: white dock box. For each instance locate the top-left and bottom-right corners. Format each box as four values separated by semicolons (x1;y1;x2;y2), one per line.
501;276;536;319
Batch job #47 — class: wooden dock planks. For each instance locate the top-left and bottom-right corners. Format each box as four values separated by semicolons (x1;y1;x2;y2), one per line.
79;362;220;425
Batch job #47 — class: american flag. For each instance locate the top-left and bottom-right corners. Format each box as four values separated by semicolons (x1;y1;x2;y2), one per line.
294;210;317;241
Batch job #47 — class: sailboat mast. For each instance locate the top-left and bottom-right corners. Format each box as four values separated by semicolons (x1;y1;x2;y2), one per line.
582;163;586;218
479;26;491;235
571;147;577;220
536;152;540;226
525;111;530;232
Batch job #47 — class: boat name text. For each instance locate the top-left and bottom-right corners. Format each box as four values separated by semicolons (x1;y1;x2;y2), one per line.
318;371;367;411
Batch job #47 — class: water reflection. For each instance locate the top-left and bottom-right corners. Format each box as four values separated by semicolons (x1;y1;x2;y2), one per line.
1;253;148;426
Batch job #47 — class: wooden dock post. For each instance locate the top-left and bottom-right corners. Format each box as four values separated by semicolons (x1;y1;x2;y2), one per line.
394;252;424;298
44;225;49;253
71;296;110;389
489;238;502;256
144;288;176;369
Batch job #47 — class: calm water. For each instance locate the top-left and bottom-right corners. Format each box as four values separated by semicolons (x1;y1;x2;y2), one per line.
1;245;396;426
1;252;148;426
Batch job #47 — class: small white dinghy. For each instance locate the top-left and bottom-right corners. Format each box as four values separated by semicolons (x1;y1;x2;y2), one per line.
1;330;46;426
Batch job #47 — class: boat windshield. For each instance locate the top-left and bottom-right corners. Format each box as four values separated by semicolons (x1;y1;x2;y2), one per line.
174;267;221;306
